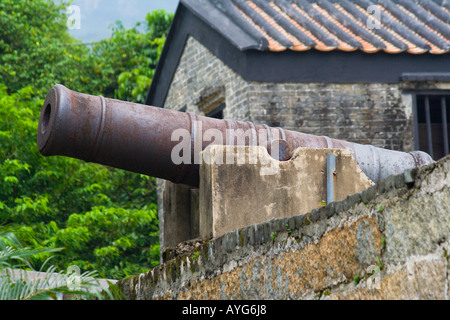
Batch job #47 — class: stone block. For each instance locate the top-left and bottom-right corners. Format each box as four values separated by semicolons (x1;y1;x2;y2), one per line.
162;182;193;252
404;168;418;184
199;146;374;239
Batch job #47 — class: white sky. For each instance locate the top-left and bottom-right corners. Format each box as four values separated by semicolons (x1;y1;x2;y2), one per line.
63;0;180;42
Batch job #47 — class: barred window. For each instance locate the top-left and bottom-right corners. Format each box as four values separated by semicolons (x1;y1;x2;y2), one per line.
413;93;450;160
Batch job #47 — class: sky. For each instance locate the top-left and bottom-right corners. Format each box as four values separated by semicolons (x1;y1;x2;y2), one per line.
62;0;180;43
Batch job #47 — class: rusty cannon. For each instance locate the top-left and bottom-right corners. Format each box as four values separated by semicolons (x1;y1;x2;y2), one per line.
37;85;433;187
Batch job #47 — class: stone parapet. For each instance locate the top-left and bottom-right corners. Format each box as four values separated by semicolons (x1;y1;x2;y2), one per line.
117;155;449;300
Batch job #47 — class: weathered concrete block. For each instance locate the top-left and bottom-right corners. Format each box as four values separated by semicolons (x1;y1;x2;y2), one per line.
162;182;193;251
199;146;374;239
404;167;418;184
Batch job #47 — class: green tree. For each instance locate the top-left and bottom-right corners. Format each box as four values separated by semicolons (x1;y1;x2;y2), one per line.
0;0;174;279
0;1;173;103
96;10;174;103
0;0;92;95
0;81;160;279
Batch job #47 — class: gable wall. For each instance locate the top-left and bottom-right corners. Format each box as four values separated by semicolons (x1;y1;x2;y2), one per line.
165;36;251;121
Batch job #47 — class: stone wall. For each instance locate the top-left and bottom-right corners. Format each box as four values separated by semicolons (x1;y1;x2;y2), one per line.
158;36;417;256
117;155;450;300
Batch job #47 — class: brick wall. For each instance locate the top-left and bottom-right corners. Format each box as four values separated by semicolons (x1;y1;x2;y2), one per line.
165;37;250;121
247;82;414;151
165;36;415;152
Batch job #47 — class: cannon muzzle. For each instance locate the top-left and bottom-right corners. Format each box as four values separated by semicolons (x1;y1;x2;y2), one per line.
38;85;433;187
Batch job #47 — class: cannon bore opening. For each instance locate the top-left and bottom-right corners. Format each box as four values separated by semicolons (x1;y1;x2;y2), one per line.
41;103;52;134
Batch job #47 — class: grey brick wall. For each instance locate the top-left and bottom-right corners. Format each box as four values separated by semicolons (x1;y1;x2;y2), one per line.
165;36;415;152
165;37;251;121
247;82;414;151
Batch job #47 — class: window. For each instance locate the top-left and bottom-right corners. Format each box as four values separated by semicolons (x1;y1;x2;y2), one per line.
413;93;450;160
205;103;225;120
196;88;225;120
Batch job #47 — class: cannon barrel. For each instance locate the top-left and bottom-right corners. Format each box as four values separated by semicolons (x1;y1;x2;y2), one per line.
37;85;433;187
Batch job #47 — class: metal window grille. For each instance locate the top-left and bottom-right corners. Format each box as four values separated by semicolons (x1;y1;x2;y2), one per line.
412;93;450;160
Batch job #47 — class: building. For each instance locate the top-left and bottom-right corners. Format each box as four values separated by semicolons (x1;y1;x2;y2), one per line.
148;0;450;158
146;0;450;255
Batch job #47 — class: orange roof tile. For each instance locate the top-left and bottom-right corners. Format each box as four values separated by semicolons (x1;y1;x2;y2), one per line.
223;0;450;54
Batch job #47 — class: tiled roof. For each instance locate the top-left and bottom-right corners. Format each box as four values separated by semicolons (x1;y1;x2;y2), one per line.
211;0;450;54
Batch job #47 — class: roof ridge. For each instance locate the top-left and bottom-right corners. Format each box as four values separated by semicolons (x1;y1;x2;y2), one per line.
211;0;270;50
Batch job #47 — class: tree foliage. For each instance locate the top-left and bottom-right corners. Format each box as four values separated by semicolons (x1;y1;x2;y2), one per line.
0;0;173;280
94;10;172;103
0;0;89;94
0;1;172;102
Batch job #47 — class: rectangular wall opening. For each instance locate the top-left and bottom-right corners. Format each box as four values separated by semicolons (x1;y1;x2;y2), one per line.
414;94;450;160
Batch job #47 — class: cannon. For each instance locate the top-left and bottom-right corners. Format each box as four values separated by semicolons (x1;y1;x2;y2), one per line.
37;85;433;187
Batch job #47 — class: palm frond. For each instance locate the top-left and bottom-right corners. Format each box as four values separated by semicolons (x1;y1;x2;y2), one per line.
0;225;118;300
0;267;116;300
0;225;23;248
0;245;62;270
